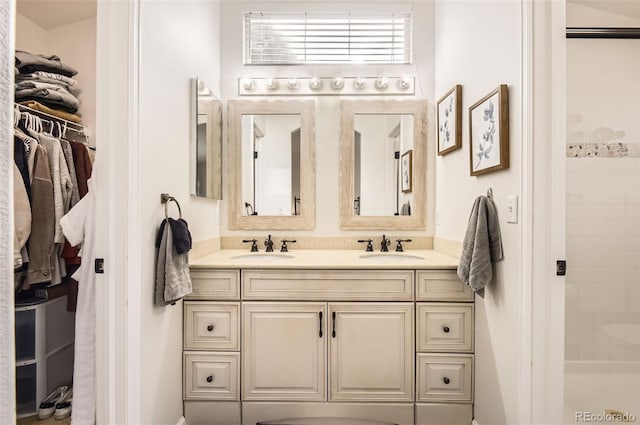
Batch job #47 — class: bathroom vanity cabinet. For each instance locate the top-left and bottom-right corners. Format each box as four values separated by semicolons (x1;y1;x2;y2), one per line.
183;252;474;425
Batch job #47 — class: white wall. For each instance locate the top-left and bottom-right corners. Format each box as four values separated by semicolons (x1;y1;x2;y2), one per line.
434;1;522;424
220;0;435;237
0;1;16;422
15;14;97;143
567;1;640;27
137;1;220;424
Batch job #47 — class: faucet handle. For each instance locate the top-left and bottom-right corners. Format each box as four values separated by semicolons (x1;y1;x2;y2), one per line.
242;239;259;252
264;234;274;252
395;239;412;252
381;234;390;252
357;239;374;252
280;239;297;252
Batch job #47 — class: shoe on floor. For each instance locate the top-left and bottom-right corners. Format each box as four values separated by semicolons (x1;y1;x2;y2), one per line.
54;388;72;420
37;386;68;420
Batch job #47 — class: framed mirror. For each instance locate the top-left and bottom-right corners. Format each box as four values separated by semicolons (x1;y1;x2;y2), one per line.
191;77;222;199
339;100;427;230
228;100;316;230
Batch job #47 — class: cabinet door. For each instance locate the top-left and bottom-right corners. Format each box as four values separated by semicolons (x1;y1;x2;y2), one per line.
243;303;326;401
329;303;414;401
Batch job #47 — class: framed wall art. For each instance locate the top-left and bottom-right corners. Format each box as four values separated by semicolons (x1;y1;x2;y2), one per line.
469;84;509;176
401;149;413;193
437;84;462;155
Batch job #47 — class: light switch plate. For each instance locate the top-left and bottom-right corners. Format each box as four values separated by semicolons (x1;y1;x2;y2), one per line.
507;196;518;223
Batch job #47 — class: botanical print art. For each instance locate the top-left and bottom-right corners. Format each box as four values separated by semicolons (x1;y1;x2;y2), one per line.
438;92;456;150
437;85;461;155
471;92;501;171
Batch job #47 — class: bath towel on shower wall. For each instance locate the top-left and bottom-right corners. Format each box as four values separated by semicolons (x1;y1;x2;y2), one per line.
457;194;504;294
155;220;192;306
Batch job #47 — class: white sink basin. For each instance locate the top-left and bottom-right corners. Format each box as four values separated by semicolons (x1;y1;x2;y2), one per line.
359;253;425;263
230;253;294;262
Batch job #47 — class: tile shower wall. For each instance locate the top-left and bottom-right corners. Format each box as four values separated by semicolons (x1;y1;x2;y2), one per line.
565;36;640;362
566;158;640;361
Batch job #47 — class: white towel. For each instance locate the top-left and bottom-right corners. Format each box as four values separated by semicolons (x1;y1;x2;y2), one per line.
457;195;503;293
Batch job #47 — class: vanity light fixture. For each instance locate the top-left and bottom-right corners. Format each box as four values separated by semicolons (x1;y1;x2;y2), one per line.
237;77;414;96
331;77;345;90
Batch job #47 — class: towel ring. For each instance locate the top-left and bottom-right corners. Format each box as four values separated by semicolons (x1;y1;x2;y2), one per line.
161;193;182;219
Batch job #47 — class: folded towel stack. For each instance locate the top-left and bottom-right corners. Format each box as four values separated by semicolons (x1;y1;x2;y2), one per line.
15;51;82;120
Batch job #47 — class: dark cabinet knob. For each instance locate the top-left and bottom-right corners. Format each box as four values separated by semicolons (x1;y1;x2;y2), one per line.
443;326;450;333
443;377;450;385
206;375;214;383
207;324;214;332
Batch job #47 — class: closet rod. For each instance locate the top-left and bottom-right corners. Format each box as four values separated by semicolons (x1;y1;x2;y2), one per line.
16;103;87;133
566;27;640;39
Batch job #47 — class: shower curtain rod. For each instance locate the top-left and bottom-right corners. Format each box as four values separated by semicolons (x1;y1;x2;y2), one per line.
567;27;640;39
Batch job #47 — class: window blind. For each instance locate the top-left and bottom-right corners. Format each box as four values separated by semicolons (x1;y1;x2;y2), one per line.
244;12;412;65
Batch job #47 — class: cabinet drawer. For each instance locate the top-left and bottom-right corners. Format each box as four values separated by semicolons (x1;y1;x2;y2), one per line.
184;302;240;351
187;269;240;300
184;352;239;400
243;269;413;301
417;304;474;353
416;270;473;302
416;354;473;403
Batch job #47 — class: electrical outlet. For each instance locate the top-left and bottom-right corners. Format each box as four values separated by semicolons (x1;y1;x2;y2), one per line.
507;196;518;223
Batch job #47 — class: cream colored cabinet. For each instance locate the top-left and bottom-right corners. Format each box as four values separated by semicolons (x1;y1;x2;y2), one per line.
329;303;413;402
242;303;326;401
184;267;474;425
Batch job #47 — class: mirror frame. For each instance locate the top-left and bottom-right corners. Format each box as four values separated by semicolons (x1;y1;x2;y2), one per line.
191;78;223;199
339;100;427;230
228;100;316;230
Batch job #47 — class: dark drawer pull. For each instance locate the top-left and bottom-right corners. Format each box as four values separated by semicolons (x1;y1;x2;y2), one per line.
332;312;336;338
443;377;450;385
207;324;215;332
319;311;323;338
206;375;214;383
443;326;450;333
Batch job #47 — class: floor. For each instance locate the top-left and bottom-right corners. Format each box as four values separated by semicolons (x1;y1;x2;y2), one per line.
17;414;71;425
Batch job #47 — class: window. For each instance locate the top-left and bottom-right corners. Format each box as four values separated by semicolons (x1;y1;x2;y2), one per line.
244;12;412;65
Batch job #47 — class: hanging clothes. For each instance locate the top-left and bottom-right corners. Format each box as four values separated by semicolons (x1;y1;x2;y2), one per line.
13;163;31;269
25;144;55;288
60;172;97;425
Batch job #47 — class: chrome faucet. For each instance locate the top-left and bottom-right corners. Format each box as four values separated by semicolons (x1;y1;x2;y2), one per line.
380;234;390;252
264;234;274;252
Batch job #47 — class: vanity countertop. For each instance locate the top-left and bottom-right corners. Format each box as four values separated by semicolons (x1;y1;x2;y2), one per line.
189;249;459;270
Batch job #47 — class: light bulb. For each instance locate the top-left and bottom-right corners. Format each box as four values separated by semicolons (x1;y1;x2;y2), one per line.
398;76;412;90
265;78;279;90
375;76;389;90
331;77;344;90
354;77;367;90
309;77;322;90
287;78;299;90
242;78;255;91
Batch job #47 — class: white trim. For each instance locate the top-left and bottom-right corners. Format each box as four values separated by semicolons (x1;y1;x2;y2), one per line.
0;1;16;422
519;0;534;424
528;1;566;424
176;416;186;425
95;0;141;423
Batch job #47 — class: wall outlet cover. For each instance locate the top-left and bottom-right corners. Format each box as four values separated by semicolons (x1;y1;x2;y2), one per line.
507;195;518;223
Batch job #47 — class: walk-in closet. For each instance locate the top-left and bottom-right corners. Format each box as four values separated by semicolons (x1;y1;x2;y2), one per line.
13;1;97;423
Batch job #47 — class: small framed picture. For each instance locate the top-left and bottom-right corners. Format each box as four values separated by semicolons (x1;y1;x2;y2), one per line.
401;149;413;193
437;84;462;155
469;84;509;176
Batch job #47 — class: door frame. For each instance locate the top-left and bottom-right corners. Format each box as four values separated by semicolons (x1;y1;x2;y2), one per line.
524;0;567;423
